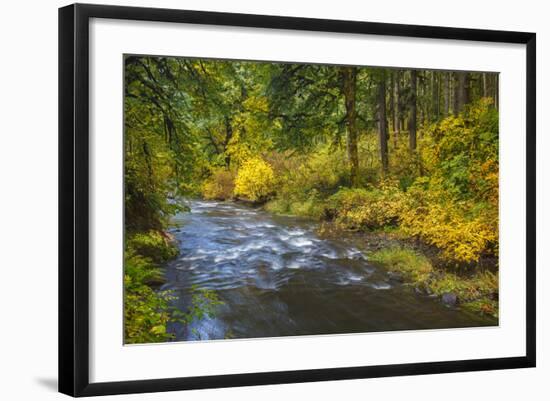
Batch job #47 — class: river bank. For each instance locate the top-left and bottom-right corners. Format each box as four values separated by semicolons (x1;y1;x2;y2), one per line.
123;229;181;344
159;199;496;342
306;220;498;318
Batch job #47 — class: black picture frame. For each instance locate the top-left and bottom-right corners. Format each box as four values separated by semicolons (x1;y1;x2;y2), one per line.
59;3;536;397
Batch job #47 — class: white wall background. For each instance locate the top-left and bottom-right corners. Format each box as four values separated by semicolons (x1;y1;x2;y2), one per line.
0;0;546;399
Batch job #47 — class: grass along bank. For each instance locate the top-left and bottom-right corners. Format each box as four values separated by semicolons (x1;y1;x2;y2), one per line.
368;247;498;318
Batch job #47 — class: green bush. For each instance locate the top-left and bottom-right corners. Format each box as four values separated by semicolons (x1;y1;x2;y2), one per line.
292;147;349;194
124;251;175;344
265;190;325;218
126;230;178;263
325;182;405;230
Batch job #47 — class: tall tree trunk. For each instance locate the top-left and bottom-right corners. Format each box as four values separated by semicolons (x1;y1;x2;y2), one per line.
422;72;428;125
378;74;389;175
409;70;417;151
342;67;359;187
400;73;406;131
422;71;426;125
432;71;439;121
463;72;470;106
423;73;429;126
453;73;460;116
223;116;233;168
395;70;401;139
482;73;488;98
456;72;470;112
389;71;396;144
142;140;154;187
444;72;450;116
494;74;499;110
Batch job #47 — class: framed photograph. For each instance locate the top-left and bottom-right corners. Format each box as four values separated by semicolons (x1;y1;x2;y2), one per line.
59;3;536;397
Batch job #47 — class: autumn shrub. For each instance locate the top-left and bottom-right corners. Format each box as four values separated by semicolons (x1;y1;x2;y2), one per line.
265;190;325;218
423;98;499;201
399;179;498;264
264;146;349;217
388;138;424;188
234;157;276;202
326;180;406;230
264;101;499;265
394;100;500;264
263;150;302;179
325;188;370;227
357;135;385;185
293;146;349;195
264;141;382;219
288;194;325;218
263;198;290;214
202;168;236;200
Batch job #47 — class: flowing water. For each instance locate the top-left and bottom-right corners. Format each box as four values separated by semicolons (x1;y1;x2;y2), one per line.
163;200;496;341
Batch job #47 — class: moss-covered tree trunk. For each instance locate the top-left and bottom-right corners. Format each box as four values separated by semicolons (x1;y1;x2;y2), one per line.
342;66;359;187
444;72;450;116
456;72;470;113
409;70;417;151
394;70;401;146
223;116;233;168
378;74;389;175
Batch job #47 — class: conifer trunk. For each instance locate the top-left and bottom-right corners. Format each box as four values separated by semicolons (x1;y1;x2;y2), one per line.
342;67;359;187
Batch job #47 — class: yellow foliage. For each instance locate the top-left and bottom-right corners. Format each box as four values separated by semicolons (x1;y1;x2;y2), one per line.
328;180;406;230
400;183;498;264
225;131;253;166
234;158;275;202
291;146;349;194
243;95;269;113
226;96;273;165
329;176;498;264
389;100;500;264
227;100;499;265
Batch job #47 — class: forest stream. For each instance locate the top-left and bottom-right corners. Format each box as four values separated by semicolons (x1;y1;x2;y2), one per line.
163;200;496;341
